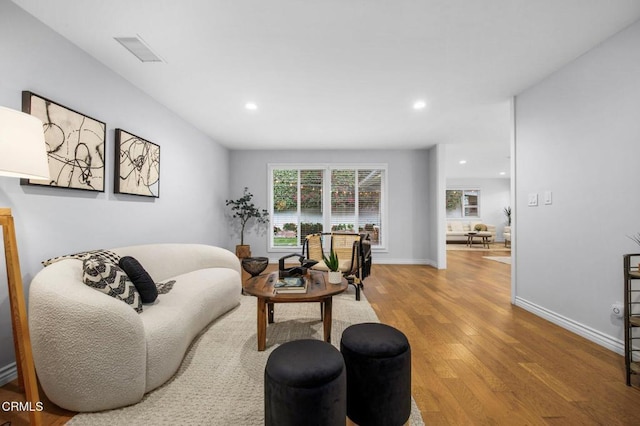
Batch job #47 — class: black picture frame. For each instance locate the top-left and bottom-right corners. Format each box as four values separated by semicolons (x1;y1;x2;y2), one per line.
114;128;160;198
21;91;106;192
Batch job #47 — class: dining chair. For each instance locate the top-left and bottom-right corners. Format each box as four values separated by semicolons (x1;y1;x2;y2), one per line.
303;233;327;270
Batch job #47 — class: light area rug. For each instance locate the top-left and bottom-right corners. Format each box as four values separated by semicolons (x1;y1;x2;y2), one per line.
483;256;512;265
68;291;425;425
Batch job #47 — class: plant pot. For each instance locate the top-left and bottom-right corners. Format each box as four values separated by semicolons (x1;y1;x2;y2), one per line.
236;245;251;259
328;271;342;284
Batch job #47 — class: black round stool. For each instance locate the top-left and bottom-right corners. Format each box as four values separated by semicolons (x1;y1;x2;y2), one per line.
340;322;411;426
264;339;346;426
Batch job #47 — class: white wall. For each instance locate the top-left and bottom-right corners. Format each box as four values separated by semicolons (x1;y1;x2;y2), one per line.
0;2;230;378
446;178;511;240
429;144;447;269
514;19;640;353
228;149;434;265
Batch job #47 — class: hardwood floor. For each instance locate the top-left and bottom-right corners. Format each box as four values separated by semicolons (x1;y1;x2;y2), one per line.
366;251;640;425
0;380;72;425
2;251;639;424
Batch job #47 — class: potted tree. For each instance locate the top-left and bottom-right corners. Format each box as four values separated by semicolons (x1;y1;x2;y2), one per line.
503;206;512;226
226;187;269;258
323;250;343;284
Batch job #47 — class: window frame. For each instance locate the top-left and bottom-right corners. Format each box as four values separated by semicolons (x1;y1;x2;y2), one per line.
268;163;388;252
446;188;481;219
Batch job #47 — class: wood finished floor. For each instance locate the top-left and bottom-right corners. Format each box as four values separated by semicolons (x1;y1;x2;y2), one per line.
2;250;640;425
366;251;640;425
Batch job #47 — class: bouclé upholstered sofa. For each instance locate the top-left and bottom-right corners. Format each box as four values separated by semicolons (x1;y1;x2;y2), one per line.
28;243;241;412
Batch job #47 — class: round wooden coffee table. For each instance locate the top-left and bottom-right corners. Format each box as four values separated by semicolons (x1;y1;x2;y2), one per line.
243;270;348;351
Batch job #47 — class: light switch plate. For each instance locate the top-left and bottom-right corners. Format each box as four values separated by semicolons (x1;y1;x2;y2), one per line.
528;193;538;206
544;191;552;205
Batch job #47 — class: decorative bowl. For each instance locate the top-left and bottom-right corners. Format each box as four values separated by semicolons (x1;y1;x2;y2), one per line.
242;257;269;277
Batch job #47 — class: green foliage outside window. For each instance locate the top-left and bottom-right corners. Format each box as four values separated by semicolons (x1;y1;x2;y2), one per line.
283;223;297;232
273;170;297;211
446;190;462;211
273;170;323;211
301;222;323;235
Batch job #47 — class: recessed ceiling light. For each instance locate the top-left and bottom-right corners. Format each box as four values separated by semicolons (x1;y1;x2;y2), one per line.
459;160;467;165
499;171;506;176
245;102;258;111
413;100;427;110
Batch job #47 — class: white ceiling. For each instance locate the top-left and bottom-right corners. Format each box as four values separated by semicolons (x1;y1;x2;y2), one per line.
11;0;640;178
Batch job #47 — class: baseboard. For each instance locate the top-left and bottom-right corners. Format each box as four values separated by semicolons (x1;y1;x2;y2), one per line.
0;362;17;387
515;297;624;355
266;258;436;266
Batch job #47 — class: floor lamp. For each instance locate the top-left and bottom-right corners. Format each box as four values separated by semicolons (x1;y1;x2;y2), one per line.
0;105;50;425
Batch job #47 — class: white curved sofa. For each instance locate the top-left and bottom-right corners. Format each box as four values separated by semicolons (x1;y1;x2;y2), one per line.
28;243;241;412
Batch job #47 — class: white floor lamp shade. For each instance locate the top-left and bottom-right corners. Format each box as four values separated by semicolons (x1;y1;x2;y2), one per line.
0;104;49;425
0;105;49;180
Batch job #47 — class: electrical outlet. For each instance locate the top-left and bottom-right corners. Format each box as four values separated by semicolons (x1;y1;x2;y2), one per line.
528;193;538;206
611;302;624;318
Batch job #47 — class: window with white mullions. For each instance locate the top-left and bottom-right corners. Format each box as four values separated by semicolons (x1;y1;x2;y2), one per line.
272;168;325;247
269;164;386;250
330;169;356;233
300;169;324;242
446;189;480;218
358;169;382;244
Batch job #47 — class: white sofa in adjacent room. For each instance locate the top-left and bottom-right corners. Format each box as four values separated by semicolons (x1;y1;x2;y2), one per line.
28;243;241;412
446;221;497;243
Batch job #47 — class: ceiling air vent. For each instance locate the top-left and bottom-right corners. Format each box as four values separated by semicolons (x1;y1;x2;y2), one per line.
114;35;164;63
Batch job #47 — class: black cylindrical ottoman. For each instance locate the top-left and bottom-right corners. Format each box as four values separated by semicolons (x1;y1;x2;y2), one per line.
264;339;346;426
340;322;411;426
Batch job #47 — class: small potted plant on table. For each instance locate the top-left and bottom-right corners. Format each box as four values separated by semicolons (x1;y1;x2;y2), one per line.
323;250;342;284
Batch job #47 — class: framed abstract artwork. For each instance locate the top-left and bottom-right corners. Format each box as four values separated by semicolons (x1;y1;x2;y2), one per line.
21;91;106;192
114;129;160;198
